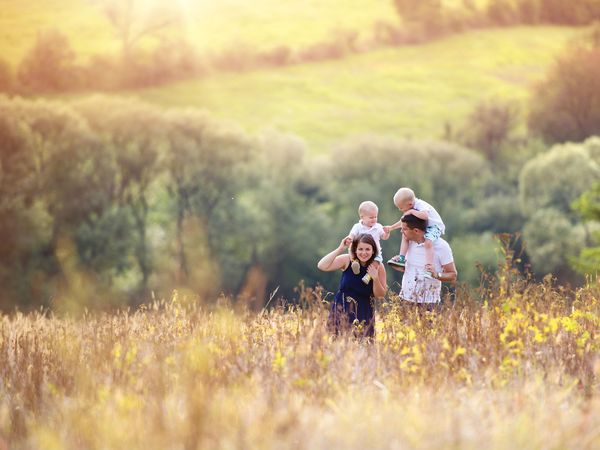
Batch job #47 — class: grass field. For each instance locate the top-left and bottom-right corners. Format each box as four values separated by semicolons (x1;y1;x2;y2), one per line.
1;277;599;448
131;26;578;152
1;1;580;152
0;0;494;67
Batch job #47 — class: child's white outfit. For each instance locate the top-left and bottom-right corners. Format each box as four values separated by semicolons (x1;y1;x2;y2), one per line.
349;221;386;262
413;198;445;241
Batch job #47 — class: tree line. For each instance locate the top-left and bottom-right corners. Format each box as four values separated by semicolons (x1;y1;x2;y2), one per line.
1;22;600;310
0;92;598;311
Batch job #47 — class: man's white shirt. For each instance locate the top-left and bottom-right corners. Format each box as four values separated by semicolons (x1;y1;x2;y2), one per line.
400;237;454;304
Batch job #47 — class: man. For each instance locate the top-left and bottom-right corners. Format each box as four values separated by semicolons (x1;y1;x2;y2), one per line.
390;214;457;305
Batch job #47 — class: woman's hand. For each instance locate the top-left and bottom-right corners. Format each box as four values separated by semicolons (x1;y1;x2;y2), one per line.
370;262;387;298
366;263;378;280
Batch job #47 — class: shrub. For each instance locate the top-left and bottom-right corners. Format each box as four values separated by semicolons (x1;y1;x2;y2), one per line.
149;38;203;82
17;29;79;92
487;0;600;26
523;208;586;276
0;58;12;92
459;99;519;164
519;139;600;215
372;20;409;46
256;46;292;67
450;232;498;286
210;42;258;72
528;46;600;144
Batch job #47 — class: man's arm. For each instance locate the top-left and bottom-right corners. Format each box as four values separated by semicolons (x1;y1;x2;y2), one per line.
433;261;457;283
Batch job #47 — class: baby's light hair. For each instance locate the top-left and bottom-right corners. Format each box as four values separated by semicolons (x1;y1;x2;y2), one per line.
358;200;378;216
393;187;415;206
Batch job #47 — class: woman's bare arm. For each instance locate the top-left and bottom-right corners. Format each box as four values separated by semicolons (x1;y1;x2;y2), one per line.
317;236;353;272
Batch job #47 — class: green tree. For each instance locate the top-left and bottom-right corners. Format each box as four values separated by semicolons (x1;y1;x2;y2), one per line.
235;132;330;304
74;96;167;296
519;139;600;214
162;108;256;296
0;99;49;308
519;138;600;278
528;45;600;144
459;99;519;164
571;182;600;275
0;97;137;308
450;232;499;286
523;208;586;276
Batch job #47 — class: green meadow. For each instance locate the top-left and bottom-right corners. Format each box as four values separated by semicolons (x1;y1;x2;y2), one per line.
131;26;577;152
0;1;580;152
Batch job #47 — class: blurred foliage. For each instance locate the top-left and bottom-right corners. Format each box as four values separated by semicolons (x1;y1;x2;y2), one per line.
458;99;519;164
450;232;499;286
518;138;599;278
519;138;600;214
486;0;600;25
572;182;600;275
0;58;12;93
17;29;80;93
528;37;600;144
0;92;599;309
522;208;586;276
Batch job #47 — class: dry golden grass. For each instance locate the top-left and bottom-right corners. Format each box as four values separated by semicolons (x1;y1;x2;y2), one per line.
1;274;599;449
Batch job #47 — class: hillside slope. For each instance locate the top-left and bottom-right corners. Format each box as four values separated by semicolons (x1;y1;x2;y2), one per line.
130;26;577;152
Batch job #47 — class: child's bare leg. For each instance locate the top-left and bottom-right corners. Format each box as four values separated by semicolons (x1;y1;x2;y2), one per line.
424;238;434;273
399;234;408;258
387;235;407;267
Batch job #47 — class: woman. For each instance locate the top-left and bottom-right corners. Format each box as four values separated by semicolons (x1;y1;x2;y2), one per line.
317;233;387;337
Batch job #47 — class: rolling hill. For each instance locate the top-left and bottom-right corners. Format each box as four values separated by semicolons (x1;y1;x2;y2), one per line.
0;1;580;151
129;26;577;152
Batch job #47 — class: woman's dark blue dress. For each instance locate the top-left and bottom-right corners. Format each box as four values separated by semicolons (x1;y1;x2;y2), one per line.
330;262;375;337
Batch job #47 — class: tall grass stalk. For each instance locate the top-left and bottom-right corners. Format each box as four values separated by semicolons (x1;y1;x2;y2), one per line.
1;278;598;449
